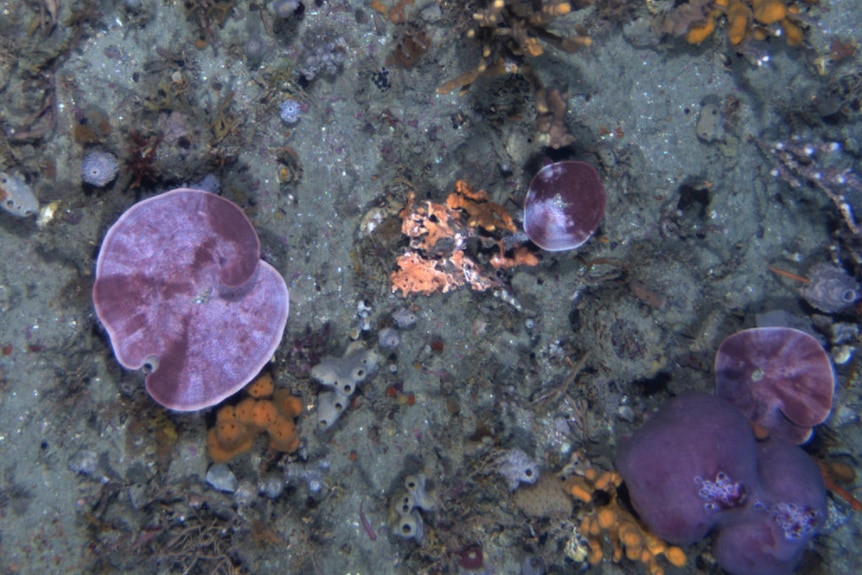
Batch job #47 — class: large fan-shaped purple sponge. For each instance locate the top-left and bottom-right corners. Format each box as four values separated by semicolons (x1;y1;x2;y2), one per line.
93;189;289;411
715;327;834;444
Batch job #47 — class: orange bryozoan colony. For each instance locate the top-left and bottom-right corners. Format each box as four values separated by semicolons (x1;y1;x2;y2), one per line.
656;0;809;48
390;181;539;297
565;468;686;575
207;373;303;463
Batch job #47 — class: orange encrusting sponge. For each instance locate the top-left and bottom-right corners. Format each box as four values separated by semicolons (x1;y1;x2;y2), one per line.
247;372;275;398
207;374;303;463
207;406;256;463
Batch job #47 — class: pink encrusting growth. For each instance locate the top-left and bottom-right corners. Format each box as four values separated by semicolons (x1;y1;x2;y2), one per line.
93;188;289;411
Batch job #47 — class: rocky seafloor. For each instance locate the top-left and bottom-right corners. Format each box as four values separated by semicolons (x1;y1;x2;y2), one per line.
0;0;861;573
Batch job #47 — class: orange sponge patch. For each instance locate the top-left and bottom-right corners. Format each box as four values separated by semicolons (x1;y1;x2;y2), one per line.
781;18;803;46
726;0;752;45
686;17;716;44
752;0;786;24
207;374;303;462
247;373;275;398
215;418;247;447
274;389;303;418
234;398;257;427
251;400;279;428
667;0;805;49
207;425;253;463
216;405;237;423
207;406;255;462
266;416;300;453
566;467;687;572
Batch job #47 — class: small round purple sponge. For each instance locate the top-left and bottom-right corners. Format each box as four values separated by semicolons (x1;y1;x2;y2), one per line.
82;151;119;187
523;161;606;251
616;392;826;575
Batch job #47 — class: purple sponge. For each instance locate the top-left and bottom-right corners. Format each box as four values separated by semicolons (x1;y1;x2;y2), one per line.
715;438;826;575
616;392;826;575
615;392;758;545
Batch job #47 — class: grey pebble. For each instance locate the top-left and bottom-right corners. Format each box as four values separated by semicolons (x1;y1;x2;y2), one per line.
206;463;238;493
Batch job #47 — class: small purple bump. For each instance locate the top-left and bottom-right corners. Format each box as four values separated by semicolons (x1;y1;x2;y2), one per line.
523;161;606;251
280;99;303;125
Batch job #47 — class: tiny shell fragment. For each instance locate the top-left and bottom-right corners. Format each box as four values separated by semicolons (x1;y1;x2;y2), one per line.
0;172;39;218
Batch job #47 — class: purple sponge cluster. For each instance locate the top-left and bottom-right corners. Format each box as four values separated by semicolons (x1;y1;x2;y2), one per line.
616;393;826;575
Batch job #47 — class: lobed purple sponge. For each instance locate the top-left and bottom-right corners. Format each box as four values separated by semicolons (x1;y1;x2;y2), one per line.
715;438;827;575
616;392;826;575
615;392;758;545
